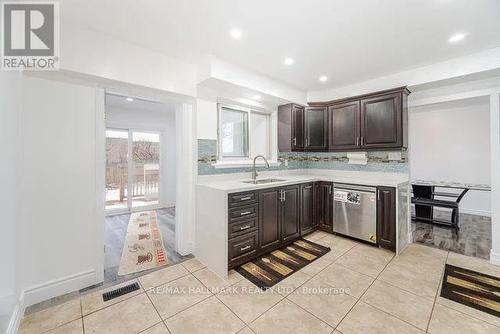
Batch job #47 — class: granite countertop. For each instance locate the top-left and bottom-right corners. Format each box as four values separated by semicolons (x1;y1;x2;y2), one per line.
198;172;409;193
411;179;491;191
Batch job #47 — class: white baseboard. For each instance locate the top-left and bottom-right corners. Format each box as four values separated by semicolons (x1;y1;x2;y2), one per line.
6;296;24;334
23;269;97;307
490;250;500;266
5;270;97;334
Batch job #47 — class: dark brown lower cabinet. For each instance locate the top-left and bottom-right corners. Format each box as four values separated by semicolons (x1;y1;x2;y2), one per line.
316;182;333;232
377;186;396;251
258;188;281;251
300;183;315;235
281;185;301;242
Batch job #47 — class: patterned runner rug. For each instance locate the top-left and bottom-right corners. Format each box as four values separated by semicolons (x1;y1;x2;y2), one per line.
118;211;168;276
440;264;500;317
236;239;331;289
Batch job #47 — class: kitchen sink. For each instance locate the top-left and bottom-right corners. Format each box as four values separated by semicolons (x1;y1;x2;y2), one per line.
242;178;286;184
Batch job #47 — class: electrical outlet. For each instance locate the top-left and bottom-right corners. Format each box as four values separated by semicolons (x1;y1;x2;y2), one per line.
388;152;402;161
284;159;289;167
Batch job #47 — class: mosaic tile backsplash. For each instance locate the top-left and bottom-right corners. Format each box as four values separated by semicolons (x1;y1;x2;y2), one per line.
198;139;408;175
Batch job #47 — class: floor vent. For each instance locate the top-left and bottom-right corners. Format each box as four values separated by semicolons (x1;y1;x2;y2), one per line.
102;282;140;302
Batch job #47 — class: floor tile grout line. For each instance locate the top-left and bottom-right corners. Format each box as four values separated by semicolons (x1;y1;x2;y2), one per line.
80;298;85;334
143;281;173;334
151;272;216;322
284;295;337;331
246;242;360;332
425;251;449;333
334;245;402;332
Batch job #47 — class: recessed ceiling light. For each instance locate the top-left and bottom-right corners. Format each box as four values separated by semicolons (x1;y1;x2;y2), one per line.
448;33;466;43
229;29;242;39
252;94;261;100
126;97;134;102
319;75;328;83
284;57;294;66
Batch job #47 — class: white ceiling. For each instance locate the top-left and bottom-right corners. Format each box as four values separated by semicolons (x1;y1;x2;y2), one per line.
62;0;500;92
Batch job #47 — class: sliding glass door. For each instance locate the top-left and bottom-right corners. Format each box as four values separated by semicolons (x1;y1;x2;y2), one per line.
105;129;129;210
105;129;161;212
132;132;160;208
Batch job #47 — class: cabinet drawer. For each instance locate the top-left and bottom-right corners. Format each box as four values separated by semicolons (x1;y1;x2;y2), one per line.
229;231;258;263
228;217;258;238
229;203;258;221
229;191;257;207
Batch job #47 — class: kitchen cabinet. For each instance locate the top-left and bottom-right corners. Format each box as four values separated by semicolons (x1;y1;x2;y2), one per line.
278;103;305;151
377;186;396;251
281;185;301;242
316;182;333;232
300;183;315;235
328;101;360;151
305;107;328;151
258;188;281;251
280;86;409;152
361;92;403;148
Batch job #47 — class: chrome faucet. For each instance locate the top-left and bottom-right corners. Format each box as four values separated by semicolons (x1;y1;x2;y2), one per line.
252;155;270;182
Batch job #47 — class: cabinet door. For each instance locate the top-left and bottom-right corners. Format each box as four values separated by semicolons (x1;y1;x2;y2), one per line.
258;188;281;251
278;104;292;152
318;182;333;231
328;101;360;151
291;105;305;151
305;107;328;151
377;186;396;251
281;185;300;242
361;92;402;148
300;183;315;235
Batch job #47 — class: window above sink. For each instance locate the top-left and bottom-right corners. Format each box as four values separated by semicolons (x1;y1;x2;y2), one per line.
214;102;279;169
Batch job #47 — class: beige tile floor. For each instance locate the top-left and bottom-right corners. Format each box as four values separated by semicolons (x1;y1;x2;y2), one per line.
18;231;500;334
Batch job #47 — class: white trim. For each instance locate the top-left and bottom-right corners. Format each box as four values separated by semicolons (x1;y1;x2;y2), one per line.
94;88;106;285
175;103;196;255
6;297;23;334
23;270;97;307
490;250;500;266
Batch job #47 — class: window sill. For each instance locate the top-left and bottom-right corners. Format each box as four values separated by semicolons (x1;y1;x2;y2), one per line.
212;160;280;169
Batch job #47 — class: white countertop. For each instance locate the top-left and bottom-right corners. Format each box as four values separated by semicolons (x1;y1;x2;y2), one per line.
197;169;409;193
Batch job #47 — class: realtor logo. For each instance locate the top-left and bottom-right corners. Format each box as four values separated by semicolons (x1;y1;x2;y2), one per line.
2;1;59;70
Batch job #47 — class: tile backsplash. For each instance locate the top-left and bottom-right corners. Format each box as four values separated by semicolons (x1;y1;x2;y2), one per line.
198;139;408;175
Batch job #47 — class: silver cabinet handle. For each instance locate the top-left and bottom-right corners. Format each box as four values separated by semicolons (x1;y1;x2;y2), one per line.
356;137;359;146
293;137;297;146
361;136;364;145
240;196;252;201
240;245;251;251
239;225;252;230
240;211;251;216
304;185;312;189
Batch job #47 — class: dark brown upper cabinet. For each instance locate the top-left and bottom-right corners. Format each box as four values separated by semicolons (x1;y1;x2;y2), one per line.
278;104;305;152
361;92;403;149
280;86;410;152
305;107;328;151
328;101;360;151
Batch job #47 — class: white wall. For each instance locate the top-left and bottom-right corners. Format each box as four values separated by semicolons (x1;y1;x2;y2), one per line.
0;72;20;333
106;105;177;207
308;47;500;102
196;98;218;140
410;98;491;215
60;24;198;97
18;75;101;305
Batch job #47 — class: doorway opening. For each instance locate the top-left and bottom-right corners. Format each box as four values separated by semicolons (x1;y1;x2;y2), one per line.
103;92;189;284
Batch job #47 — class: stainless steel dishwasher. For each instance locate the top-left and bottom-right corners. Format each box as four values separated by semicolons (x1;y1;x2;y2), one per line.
333;184;377;244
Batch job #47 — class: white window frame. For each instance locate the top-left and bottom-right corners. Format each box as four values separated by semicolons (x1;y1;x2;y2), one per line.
214;102;278;168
